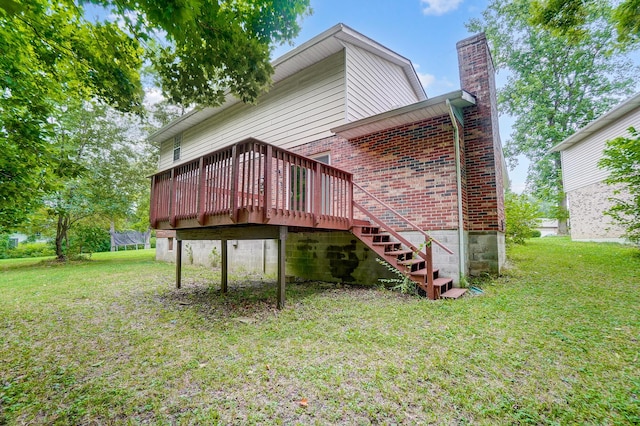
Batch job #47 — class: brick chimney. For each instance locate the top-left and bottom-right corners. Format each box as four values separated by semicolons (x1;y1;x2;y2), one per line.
456;33;506;275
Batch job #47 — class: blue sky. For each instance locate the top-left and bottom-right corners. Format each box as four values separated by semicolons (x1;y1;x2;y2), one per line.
270;0;531;192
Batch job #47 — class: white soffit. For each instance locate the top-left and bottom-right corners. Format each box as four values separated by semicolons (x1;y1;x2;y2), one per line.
550;92;640;152
150;23;426;143
331;90;476;140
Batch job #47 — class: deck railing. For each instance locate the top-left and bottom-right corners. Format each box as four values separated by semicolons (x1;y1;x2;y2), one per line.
150;138;353;230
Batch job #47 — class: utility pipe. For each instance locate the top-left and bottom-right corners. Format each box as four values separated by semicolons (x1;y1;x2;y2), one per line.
446;99;466;284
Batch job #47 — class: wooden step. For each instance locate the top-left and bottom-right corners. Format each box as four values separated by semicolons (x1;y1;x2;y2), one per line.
440;288;467;299
372;241;399;248
410;268;439;278
398;258;424;266
433;277;453;288
384;249;413;256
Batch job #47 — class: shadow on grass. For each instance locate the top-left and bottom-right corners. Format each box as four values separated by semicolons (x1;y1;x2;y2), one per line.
157;278;384;320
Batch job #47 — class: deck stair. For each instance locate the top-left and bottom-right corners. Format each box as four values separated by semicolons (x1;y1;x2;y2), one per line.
351;223;466;300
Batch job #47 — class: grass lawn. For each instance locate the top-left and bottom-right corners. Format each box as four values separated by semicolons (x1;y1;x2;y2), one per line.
0;239;638;424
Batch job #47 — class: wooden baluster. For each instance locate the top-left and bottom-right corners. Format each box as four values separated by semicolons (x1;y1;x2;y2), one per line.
197;157;206;225
264;145;272;222
313;162;322;226
169;168;176;228
230;144;239;222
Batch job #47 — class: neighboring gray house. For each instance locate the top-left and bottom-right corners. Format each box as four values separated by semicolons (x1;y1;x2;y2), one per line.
551;92;640;242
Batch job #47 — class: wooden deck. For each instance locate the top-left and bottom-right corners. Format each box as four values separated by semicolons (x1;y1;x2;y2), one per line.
150;138;353;232
150;138;461;308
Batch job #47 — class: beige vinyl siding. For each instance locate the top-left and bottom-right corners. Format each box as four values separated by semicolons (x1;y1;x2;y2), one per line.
345;43;420;122
158;52;346;170
562;108;639;192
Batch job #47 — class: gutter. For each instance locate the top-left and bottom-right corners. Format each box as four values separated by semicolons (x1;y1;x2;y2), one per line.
446;99;466;284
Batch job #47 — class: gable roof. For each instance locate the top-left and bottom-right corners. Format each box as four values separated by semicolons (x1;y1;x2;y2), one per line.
150;23;427;143
550;92;640;152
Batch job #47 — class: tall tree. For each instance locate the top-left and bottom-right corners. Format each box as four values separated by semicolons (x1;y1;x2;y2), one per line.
0;0;311;231
468;0;636;233
43;101;150;260
531;0;640;45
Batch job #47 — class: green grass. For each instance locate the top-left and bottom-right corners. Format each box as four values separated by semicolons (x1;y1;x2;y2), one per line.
1;239;638;424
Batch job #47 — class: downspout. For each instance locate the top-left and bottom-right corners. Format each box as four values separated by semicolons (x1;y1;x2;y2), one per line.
446;99;466;284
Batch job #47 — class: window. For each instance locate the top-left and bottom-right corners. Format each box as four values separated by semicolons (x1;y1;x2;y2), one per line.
173;134;182;161
313;154;330;165
8;238;19;249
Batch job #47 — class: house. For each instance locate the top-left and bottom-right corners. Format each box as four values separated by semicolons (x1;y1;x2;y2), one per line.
551;92;640;242
149;24;506;307
535;219;559;237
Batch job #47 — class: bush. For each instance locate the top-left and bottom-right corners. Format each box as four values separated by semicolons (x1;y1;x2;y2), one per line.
7;242;54;259
505;191;541;245
68;225;111;255
530;229;542;238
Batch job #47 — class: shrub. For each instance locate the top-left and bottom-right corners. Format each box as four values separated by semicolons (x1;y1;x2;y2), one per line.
68;226;111;255
505;191;541;245
8;242;54;259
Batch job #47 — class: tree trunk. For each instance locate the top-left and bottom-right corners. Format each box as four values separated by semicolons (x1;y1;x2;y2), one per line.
110;221;116;252
555;156;569;235
55;214;67;261
558;193;569;235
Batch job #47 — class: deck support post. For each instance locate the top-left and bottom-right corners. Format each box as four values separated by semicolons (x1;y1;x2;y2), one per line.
221;239;228;293
175;239;182;289
277;226;287;309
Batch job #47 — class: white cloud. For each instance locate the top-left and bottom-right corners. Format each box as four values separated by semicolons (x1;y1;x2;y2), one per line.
417;72;436;89
420;0;464;16
414;64;456;95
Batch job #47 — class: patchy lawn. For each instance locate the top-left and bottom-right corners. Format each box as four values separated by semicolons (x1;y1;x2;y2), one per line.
0;239;638;424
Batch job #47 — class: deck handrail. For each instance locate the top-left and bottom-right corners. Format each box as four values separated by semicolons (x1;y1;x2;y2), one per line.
352;182;453;254
150;138;353;230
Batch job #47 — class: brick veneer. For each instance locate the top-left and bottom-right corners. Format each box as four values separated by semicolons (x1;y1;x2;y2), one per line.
292;116;461;231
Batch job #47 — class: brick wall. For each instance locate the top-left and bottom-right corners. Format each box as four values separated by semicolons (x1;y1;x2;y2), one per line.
457;33;505;233
292;116;460;231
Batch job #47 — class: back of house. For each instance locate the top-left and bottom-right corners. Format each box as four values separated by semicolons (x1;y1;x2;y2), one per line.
150;24;506;294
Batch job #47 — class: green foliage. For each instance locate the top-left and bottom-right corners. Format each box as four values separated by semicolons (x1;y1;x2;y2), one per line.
530;229;542;238
0;0;144;231
599;127;640;244
210;246;221;268
0;0;310;230
2;242;54;259
375;258;417;295
531;0;640;45
505;191;541;244
468;0;635;228
68;225;111;255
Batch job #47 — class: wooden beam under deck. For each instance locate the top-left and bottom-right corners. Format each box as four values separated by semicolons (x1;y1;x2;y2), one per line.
176;225;289;309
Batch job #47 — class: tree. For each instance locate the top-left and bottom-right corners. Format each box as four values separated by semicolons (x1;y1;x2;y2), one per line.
504;190;541;244
531;0;640;45
598;127;640;244
468;0;635;234
0;0;311;231
41;101;150;259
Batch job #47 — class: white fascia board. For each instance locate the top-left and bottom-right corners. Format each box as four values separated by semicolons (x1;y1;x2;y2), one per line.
550;92;640;152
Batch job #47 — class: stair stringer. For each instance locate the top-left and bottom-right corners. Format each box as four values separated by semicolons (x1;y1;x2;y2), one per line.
351;224;460;300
